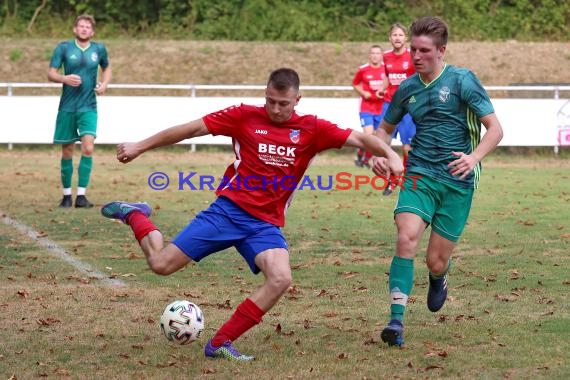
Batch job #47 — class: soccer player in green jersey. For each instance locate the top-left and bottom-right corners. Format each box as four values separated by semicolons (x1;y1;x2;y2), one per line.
371;16;504;347
48;14;112;208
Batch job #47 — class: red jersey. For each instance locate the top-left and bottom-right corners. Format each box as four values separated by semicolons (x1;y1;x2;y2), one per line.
383;49;415;103
203;104;351;227
352;63;385;114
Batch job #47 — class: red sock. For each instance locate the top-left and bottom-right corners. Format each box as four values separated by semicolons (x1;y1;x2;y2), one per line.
363;151;373;164
210;298;265;347
125;211;158;243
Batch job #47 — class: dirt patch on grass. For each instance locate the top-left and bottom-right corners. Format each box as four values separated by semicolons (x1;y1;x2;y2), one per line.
2;38;569;92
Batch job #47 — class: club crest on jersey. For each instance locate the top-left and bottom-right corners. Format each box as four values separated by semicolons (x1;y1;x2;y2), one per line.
439;86;451;103
289;129;300;143
403;61;409;70
91;52;98;62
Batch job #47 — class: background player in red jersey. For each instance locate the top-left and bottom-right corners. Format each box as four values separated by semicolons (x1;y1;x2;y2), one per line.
352;45;386;168
101;68;403;362
380;23;417;195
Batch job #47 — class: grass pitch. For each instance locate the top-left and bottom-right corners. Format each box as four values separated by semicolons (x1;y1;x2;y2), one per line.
0;147;569;379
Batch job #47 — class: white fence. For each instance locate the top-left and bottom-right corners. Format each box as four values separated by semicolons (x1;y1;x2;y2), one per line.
1;83;570;152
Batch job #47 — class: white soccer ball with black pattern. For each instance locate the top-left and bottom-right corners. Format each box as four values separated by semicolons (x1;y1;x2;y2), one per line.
160;300;204;344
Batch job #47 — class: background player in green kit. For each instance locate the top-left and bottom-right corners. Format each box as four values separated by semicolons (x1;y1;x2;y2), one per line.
48;14;112;208
371;16;504;347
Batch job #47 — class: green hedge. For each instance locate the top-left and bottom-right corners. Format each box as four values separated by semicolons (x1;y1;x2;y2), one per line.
1;0;569;41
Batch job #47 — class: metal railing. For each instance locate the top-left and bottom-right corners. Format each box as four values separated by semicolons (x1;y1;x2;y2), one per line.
1;82;570;99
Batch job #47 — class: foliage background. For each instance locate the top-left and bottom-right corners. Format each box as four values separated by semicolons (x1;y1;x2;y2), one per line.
1;0;570;41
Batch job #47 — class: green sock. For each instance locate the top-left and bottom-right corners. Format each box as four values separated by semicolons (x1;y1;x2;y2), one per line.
388;256;414;322
61;158;73;188
78;155;93;188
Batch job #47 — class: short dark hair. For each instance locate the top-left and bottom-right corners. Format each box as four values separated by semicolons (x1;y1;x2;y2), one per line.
75;14;96;28
267;68;300;92
409;16;448;47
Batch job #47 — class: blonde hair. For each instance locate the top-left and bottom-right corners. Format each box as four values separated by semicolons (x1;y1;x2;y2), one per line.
74;14;96;28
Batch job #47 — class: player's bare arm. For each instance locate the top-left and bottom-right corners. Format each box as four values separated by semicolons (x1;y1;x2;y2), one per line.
117;118;210;164
449;113;504;179
95;64;112;95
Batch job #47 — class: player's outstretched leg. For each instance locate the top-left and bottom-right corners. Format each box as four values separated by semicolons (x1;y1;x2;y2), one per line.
380;319;405;347
101;201;152;223
204;340;254;362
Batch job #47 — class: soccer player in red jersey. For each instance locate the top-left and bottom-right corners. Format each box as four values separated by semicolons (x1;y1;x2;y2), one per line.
381;23;417;195
352;45;386;167
101;68;403;361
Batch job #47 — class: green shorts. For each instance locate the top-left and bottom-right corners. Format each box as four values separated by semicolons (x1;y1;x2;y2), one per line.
394;173;474;242
53;111;98;144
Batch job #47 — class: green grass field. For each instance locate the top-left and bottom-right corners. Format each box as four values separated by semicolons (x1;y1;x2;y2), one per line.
0;147;569;379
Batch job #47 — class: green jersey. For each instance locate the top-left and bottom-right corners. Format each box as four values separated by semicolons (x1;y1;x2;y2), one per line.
385;64;494;189
49;40;110;112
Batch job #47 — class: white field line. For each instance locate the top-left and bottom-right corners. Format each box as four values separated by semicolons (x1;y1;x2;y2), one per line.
1;211;125;287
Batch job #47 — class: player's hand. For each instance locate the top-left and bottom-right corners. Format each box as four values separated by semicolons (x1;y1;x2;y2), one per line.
94;82;107;95
117;142;141;164
363;91;372;100
65;74;82;87
371;153;404;178
448;151;478;179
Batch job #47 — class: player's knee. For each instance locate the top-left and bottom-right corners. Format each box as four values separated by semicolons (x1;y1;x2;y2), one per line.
81;145;94;156
425;256;447;275
269;270;293;294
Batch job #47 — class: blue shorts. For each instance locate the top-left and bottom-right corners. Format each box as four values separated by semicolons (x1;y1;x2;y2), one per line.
172;196;288;274
359;112;383;130
380;102;416;145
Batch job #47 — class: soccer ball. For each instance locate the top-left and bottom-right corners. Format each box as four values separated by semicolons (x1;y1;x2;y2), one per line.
159;300;204;344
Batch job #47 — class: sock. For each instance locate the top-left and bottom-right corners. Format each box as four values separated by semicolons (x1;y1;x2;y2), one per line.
388;256;414;322
210;298;265;347
63;188;72;196
126;211;158;242
430;258;452;279
78;155;93;188
363;151;373;164
77;187;86;196
61;158;73;189
356;148;364;162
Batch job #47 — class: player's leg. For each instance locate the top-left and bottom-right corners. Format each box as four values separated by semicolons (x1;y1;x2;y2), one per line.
381;175;435;346
75;111;97;208
425;182;474;312
362;113;384;166
356;113;374;167
53;111;78;207
205;204;289;361
398;113;416;174
205;246;290;361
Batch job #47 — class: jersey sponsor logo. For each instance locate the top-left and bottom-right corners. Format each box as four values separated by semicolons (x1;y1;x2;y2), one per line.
259;143;296;157
254;129;268;134
439;86;451;103
289;129;300;144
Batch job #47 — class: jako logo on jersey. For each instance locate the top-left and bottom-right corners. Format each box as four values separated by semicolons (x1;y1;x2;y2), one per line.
259;143;296;157
289;129;300;143
255;129;268;134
